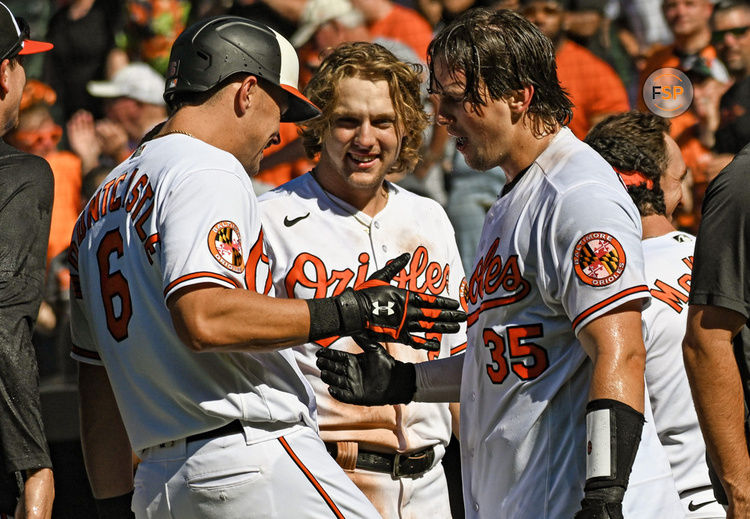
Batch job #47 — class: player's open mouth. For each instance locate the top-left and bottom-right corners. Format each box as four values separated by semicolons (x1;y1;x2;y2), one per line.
455;136;467;151
348;152;379;167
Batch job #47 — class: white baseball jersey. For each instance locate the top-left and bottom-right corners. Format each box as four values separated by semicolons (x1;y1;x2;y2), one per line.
258;174;467;517
460;128;682;519
643;231;725;518
69;134;316;452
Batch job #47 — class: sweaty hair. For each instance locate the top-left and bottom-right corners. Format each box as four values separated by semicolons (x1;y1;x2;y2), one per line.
301;41;430;173
428;8;572;137
585;111;671;217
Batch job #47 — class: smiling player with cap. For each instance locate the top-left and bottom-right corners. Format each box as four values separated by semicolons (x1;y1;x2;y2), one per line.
69;15;465;519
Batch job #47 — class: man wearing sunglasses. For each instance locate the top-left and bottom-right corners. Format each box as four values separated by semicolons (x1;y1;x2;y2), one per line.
709;0;750;155
0;2;55;518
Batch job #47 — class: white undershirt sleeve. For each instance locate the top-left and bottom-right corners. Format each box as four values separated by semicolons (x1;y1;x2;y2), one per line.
413;354;464;402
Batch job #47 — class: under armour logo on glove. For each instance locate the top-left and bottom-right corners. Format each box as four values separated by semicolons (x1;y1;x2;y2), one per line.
372;301;395;316
332;253;466;351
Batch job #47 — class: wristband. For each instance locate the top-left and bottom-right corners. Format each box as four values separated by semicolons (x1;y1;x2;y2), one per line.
95;490;134;519
584;399;644;492
306;289;365;341
306;297;342;341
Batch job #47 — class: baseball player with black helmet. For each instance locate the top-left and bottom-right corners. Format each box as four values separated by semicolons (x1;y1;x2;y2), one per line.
316;8;683;518
69;16;464;519
259;41;467;518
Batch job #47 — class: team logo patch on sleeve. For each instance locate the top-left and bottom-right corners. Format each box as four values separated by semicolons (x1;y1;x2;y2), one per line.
207;221;244;273
573;232;626;287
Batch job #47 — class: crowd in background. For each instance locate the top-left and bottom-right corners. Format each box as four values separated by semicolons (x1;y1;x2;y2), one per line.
5;0;750;515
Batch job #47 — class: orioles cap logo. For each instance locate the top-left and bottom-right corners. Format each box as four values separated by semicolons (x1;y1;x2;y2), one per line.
207;220;244;273
573;232;626;287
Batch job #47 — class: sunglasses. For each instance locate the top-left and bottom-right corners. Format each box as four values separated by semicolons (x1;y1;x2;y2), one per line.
12;125;63;149
712;25;750;44
0;17;29;63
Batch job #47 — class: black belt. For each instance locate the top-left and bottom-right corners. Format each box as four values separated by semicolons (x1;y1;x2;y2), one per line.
186;420;244;444
325;442;435;478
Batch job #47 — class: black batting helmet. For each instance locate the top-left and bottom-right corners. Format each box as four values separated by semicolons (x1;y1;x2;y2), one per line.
164;16;320;122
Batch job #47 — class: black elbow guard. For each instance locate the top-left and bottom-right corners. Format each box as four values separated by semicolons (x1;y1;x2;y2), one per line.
575;399;645;519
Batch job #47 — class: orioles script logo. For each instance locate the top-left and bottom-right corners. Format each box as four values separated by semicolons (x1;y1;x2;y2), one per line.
285;246;452;348
284;245;451;298
467;238;530;326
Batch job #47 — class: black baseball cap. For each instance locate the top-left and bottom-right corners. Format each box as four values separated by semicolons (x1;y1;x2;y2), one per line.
164;16;320;122
0;2;53;62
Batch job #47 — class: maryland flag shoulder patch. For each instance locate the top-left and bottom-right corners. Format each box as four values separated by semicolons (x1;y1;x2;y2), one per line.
208;220;244;273
573;231;626;287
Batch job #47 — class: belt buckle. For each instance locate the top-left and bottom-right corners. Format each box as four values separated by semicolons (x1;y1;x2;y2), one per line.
391;450;431;479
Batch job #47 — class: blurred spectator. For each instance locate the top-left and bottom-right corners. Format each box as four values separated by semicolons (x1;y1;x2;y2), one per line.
620;0;673;51
350;0;433;60
117;0;190;75
6;0;54;79
228;0;300;38
520;0;630;138
565;0;641;105
639;0;729;116
5;80;82;268
710;0;750;155
43;0;124;120
68;62;167;174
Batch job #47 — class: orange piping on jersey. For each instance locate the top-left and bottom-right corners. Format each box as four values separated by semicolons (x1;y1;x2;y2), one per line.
278;436;345;519
466;283;532;327
71;344;101;361
163;271;241;297
571;285;649;330
450;342;467;355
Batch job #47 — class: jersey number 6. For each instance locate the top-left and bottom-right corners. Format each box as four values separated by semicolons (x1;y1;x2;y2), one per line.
483;324;548;384
96;228;133;341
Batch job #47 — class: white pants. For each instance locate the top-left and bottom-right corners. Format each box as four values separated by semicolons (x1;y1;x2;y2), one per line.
680;487;726;519
343;453;451;519
132;424;381;519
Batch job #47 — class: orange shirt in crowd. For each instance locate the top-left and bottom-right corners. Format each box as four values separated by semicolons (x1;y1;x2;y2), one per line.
556;40;630;139
368;4;433;62
256;123;314;187
45;150;82;265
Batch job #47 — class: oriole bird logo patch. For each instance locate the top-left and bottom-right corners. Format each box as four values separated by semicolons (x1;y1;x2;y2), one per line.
208;220;244;273
573;232;626;287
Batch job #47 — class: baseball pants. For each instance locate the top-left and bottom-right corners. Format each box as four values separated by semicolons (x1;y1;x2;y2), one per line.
344;446;451;519
132;424;381;518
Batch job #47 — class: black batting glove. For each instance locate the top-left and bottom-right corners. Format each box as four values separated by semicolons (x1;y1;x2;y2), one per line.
316;334;416;406
307;253;466;351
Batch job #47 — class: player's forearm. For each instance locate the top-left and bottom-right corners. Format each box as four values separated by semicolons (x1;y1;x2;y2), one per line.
683;310;750;500
169;285;311;353
78;363;134;499
580;302;646;411
21;467;54;519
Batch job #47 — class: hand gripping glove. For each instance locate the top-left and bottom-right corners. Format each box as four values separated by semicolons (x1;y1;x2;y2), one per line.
573;399;645;519
316;334;416;405
306;253;466;351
